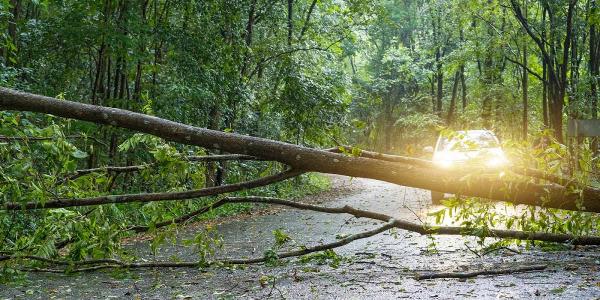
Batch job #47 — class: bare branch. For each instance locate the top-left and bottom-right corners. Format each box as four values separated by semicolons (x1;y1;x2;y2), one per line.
0;135;108;146
504;55;546;82
223;196;600;245
60;155;267;183
61;164;152;182
2;169;302;210
416;264;547;280
186;154;260;162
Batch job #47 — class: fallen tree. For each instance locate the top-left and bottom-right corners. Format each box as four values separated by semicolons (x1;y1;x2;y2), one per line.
1;87;599;212
1;87;599;275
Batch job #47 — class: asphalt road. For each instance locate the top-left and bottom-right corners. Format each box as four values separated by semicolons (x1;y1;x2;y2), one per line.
2;176;600;299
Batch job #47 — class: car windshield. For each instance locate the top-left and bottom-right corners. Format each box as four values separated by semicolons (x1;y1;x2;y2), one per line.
438;131;499;152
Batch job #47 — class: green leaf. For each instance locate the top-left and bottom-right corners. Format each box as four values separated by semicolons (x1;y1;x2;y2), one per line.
71;149;88;159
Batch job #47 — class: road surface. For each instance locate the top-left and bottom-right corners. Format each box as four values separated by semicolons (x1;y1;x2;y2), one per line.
2;176;599;299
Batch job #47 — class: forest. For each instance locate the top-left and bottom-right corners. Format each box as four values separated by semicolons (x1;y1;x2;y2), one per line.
0;0;599;298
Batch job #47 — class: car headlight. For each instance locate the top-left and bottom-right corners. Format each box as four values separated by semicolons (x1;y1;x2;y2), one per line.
437;159;453;168
486;156;507;167
434;151;459;168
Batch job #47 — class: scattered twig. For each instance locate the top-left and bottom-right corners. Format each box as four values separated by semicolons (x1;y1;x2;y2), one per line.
416;264;548;280
482;246;522;256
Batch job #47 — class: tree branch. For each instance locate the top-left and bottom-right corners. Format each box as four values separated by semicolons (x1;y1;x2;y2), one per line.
0;134;108;146
222;196;600;245
416;264;547;280
2;169;303;210
299;0;318;40
61;154;265;183
504;55;546;82
186;154;260;162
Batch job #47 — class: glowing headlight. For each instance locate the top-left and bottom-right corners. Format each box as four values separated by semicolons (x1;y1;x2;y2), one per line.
486;156;507;167
434;151;459;168
437;159;453;168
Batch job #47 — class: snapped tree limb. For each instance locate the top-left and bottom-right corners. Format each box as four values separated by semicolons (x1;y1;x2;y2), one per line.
416;264;548;280
134;196;600;245
1;87;599;212
2;169;302;209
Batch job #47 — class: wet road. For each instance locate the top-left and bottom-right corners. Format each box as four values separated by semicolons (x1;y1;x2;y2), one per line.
2;176;599;299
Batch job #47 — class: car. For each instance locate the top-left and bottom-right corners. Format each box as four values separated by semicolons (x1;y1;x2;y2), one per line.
426;130;509;204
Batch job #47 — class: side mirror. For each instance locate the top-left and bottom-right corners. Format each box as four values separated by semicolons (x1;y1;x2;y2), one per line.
423;146;434;154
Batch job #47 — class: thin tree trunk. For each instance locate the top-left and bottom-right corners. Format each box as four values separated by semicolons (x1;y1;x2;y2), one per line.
447;71;460;125
287;0;294;46
591;0;599;119
460;65;467;112
522;39;528;140
435;48;443;117
299;0;317;40
542;59;549;127
5;0;22;65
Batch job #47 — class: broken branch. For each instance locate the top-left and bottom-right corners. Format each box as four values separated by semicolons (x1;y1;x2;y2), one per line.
3;169;303;210
416;264;548;280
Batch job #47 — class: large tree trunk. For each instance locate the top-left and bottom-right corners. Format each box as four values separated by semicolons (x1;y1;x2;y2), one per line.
2;88;600;213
